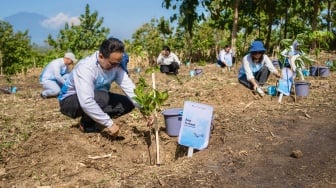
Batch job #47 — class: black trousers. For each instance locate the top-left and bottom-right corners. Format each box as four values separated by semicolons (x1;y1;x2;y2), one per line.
238;66;271;90
160;62;180;74
59;90;135;127
216;60;226;68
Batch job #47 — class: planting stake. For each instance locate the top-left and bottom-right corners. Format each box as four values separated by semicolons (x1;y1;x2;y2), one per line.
187;147;194;157
152;73;160;165
88;153;113;159
154;116;160;164
278;93;283;103
243;101;254;112
292;80;297;102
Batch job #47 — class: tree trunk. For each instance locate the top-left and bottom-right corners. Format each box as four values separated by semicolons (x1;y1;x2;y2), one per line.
311;0;319;50
231;0;240;56
186;32;193;63
327;0;331;31
283;0;290;39
266;20;272;54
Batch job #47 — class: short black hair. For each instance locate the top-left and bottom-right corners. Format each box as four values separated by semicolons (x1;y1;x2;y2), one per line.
163;45;171;53
99;37;125;58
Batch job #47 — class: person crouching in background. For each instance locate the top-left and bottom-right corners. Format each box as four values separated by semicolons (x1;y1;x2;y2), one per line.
157;45;181;75
238;41;280;96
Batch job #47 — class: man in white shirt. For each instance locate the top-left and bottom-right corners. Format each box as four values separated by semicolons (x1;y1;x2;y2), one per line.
217;45;234;71
58;38;149;136
40;52;77;99
157;46;181;74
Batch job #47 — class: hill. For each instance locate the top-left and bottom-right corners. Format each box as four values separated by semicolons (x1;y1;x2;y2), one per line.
4;12;57;45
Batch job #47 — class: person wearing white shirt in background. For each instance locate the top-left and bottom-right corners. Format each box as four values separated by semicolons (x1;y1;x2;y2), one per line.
157;45;181;75
40;52;77;99
58;38;153;136
217;45;235;71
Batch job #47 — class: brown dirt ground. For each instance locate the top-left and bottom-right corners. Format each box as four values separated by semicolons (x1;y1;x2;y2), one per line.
0;58;336;187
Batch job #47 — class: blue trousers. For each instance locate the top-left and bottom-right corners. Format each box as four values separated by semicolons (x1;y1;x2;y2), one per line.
41;74;69;98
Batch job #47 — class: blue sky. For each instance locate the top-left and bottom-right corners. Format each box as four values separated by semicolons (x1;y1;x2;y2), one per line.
0;0;176;41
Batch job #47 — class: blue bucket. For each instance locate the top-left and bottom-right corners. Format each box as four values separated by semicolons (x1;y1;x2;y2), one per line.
10;86;17;93
162;108;183;136
267;86;277;96
302;69;309;76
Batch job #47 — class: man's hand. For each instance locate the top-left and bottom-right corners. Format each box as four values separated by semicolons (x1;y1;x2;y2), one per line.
103;124;120;137
251;79;259;90
223;60;228;67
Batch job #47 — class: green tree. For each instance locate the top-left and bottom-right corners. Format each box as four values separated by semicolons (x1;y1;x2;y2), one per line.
191;22;217;62
127;0;335;65
47;4;110;58
0;20;33;75
130;18;172;65
163;0;208;61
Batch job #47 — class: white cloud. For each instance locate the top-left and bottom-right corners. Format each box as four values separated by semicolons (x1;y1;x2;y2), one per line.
41;12;80;30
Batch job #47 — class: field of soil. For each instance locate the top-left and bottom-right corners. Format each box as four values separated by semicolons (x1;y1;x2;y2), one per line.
0;58;336;187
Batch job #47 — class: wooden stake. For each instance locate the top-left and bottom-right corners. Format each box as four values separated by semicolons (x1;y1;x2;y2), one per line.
154;114;160;164
0;51;3;76
242;101;254;112
152;73;160;165
278;92;283;103
88;153;113;159
187;147;194;157
292;80;296;102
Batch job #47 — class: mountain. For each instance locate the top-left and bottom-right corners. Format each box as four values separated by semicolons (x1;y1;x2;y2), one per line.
4;12;57;46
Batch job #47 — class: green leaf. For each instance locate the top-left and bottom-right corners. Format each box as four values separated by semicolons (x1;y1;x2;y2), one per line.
133;76;169;116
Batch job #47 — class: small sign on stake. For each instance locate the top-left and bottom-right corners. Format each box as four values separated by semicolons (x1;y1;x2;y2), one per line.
178;101;213;157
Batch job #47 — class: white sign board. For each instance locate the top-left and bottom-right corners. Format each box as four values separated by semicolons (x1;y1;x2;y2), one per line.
178;101;213;150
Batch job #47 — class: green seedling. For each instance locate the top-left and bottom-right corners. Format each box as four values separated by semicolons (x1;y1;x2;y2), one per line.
133;77;169;117
133;75;169;165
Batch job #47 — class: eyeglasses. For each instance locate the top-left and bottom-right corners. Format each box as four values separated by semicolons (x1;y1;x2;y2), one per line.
109;61;120;66
107;60;121;67
251;51;263;55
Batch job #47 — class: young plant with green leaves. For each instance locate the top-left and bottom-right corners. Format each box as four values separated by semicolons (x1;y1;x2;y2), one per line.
133;77;169;117
133;73;168;165
277;38;315;81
